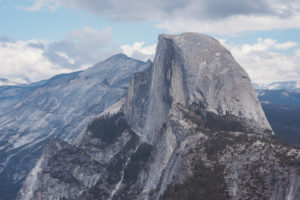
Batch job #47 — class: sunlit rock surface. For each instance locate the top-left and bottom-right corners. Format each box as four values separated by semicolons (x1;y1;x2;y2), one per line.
18;33;300;200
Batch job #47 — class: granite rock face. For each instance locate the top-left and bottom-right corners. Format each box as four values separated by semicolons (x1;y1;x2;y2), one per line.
18;111;143;200
125;33;271;144
0;54;150;200
18;33;300;200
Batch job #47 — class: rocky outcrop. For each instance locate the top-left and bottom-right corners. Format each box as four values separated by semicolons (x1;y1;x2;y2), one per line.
125;33;271;144
18;33;300;200
17;139;105;200
17;111;144;200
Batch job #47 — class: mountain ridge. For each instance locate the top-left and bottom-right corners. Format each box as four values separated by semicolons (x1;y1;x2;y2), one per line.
17;33;300;200
0;54;150;200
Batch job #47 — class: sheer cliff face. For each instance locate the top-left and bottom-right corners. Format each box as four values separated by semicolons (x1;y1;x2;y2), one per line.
19;33;300;200
125;33;271;144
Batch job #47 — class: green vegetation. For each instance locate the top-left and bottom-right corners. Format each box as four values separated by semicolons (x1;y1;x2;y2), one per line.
87;112;129;144
123;143;153;184
162;160;229;200
182;102;251;133
112;142;153;200
106;130;139;185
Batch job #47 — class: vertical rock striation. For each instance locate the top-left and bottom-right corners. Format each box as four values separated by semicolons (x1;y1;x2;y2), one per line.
125;33;271;145
18;33;300;200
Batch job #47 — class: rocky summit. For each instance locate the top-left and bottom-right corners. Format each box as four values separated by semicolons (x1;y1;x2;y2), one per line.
18;33;300;200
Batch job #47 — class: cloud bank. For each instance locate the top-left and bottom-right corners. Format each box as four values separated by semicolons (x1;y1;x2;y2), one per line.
122;42;156;61
222;38;299;84
28;0;300;34
0;27;121;82
2;0;300;84
1;32;298;84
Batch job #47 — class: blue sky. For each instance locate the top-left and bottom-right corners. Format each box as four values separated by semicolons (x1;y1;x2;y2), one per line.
0;1;162;44
0;0;300;84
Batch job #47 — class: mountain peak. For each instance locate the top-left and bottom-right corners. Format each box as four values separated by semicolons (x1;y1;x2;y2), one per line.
106;53;128;60
160;32;219;43
104;53;147;63
158;32;226;55
0;53;152;200
83;53;151;80
125;32;271;142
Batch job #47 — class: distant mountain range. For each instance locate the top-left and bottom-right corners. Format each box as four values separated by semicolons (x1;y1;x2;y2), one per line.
257;89;300;106
256;88;300;146
253;81;300;90
0;54;150;200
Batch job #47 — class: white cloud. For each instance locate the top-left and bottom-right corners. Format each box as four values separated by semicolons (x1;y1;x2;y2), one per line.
46;26;119;68
0;40;72;83
25;0;59;11
1;32;298;86
221;38;300;84
121;42;156;61
0;27;121;82
28;0;300;20
293;49;300;69
55;51;75;65
274;41;298;50
158;14;300;35
68;26;112;47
